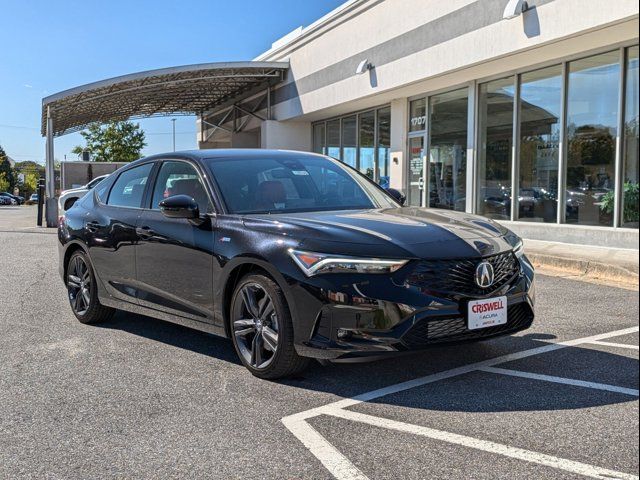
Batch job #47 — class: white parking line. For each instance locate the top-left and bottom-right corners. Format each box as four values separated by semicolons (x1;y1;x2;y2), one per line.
282;326;640;480
480;366;639;396
588;340;640;351
325;408;639;480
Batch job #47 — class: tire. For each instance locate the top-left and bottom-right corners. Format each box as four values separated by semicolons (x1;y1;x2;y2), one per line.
229;273;310;379
66;250;115;324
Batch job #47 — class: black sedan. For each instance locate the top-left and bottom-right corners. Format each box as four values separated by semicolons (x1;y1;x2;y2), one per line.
58;150;535;379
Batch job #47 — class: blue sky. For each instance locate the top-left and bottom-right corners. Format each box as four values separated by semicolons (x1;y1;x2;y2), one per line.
0;0;344;164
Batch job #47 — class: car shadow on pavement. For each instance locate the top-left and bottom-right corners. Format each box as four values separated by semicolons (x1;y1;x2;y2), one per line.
97;310;638;412
97;310;242;365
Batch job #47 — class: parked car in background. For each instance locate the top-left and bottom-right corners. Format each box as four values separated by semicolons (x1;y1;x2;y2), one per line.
58;150;535;379
27;193;39;205
1;192;23;205
0;196;14;206
58;174;109;213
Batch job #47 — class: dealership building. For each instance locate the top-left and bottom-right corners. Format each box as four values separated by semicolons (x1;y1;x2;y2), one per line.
197;0;639;248
43;0;639;248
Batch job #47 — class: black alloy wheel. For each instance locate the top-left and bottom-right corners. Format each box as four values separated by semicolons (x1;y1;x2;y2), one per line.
230;274;310;379
66;250;114;324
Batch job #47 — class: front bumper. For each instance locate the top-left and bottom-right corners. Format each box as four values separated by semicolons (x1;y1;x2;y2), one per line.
291;255;535;361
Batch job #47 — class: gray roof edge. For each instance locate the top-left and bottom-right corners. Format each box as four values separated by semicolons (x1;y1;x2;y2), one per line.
42;61;289;105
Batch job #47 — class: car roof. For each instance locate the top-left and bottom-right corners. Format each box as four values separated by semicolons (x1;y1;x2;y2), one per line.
127;149;327;167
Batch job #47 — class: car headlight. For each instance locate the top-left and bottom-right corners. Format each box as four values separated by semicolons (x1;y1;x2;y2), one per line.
288;249;408;277
513;239;524;258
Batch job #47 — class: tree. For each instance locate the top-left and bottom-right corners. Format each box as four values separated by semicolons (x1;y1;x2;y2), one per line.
72;121;146;163
0;172;9;192
13;161;45;197
0;144;15;189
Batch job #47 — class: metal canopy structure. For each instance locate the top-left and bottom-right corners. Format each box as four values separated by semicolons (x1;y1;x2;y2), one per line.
41;61;288;136
40;61;288;226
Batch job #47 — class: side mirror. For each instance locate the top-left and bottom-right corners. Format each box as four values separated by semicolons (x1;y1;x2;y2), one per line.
159;194;199;219
386;188;406;206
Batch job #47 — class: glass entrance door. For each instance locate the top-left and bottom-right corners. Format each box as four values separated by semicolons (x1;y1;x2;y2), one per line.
408;136;426;206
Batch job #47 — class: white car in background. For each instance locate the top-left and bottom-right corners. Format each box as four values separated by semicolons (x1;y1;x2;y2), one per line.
58;174;109;213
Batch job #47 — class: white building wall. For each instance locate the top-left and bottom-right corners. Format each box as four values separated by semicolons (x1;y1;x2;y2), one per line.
258;0;638;122
260;120;311;151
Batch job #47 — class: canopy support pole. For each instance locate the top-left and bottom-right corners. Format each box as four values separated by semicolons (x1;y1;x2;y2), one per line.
45;106;58;227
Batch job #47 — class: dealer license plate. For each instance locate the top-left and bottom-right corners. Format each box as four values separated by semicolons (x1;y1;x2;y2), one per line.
467;296;508;330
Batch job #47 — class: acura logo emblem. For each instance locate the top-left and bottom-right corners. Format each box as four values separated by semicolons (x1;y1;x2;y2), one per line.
475;261;495;288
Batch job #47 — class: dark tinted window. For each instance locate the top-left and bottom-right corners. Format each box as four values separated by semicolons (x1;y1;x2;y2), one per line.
150;161;212;212
107;163;153;208
206;155;397;214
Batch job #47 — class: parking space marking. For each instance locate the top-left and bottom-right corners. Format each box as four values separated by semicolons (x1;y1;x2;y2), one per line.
588;340;640;351
480;366;639;396
281;415;369;480
324;407;639;480
283;326;639;480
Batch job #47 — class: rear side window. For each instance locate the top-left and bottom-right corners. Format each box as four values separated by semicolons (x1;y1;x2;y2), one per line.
107;163;153;208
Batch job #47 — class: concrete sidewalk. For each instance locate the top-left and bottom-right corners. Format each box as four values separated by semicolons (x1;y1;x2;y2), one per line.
524;239;639;288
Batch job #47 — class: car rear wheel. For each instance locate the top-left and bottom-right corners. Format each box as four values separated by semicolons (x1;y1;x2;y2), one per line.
66;250;114;324
230;273;310;379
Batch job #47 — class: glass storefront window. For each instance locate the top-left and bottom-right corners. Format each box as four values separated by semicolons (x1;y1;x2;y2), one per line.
341;116;357;168
377;107;391;188
326;119;340;160
623;46;639;228
407;136;425;206
518;66;562;223
428;88;468;211
477;77;515;219
409;98;426;132
566;51;620;227
358;111;375;179
312;123;325;154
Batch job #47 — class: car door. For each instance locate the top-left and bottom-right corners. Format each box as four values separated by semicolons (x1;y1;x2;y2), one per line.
87;162;154;304
134;159;215;323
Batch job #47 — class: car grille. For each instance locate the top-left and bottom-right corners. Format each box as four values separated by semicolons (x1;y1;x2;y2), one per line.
406;251;520;297
401;303;534;348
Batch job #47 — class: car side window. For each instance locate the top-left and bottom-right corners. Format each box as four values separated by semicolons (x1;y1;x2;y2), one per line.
107;163;153;208
95;179;111;203
150;161;213;213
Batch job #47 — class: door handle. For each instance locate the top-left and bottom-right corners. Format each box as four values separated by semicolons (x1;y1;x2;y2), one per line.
136;226;155;239
85;221;100;233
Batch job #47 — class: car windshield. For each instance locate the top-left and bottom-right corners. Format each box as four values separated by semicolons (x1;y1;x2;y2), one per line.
206;155;398;214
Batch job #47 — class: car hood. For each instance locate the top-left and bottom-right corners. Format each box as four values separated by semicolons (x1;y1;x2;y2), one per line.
243;207;514;259
61;187;88;196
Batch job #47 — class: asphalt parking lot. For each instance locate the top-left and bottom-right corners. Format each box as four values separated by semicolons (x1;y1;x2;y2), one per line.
0;206;638;479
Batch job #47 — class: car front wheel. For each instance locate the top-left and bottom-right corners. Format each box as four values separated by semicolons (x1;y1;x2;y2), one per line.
230;273;310;379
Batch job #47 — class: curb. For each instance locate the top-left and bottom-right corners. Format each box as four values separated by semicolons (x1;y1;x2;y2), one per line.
527;253;639;287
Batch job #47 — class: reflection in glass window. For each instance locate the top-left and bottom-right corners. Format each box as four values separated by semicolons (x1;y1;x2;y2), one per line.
341;116;357;168
107;163;153;208
313;123;325;154
377;107;391;188
623;46;639;228
358;111;375;179
518;66;562;223
477;77;515;219
429;88;468;212
326;119;341;160
566;51;620;227
409;98;426;132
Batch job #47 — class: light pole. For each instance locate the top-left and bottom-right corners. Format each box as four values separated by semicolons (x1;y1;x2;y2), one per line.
171;118;176;152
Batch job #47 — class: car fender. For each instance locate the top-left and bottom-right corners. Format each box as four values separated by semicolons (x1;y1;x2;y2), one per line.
217;255;300;338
